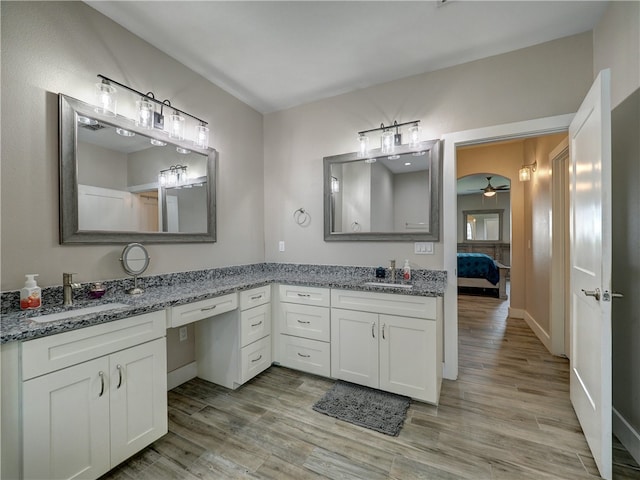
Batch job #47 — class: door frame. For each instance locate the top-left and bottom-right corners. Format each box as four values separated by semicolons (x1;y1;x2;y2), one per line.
441;113;574;380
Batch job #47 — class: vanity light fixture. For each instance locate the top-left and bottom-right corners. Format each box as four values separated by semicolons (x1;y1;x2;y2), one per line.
95;74;210;148
519;161;537;182
158;165;188;188
357;120;420;156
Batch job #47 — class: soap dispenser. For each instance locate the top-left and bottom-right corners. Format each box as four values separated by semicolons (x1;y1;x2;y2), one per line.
402;260;411;281
20;274;42;310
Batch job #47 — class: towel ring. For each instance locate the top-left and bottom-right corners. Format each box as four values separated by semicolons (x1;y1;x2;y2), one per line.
293;208;310;226
351;221;361;232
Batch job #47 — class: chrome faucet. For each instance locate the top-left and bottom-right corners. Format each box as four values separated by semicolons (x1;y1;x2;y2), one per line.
389;260;396;283
63;273;81;306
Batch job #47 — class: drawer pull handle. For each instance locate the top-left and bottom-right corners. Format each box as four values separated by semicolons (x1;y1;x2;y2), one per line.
297;352;311;358
371;322;376;338
98;371;105;397
251;355;263;363
250;294;263;300
297;293;311;298
297;320;311;324
116;364;123;389
251;320;263;327
382;324;386;340
201;305;217;312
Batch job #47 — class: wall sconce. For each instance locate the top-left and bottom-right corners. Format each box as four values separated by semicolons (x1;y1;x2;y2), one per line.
519;161;537;182
357;120;421;157
96;74;210;148
331;176;340;194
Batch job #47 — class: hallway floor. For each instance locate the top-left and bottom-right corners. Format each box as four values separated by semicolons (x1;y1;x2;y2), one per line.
99;292;640;479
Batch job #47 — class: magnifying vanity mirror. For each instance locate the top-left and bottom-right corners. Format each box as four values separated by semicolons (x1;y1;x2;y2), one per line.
323;139;441;241
59;94;217;244
120;243;150;294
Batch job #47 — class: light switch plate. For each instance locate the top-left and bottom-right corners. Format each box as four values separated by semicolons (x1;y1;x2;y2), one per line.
279;240;285;252
179;326;188;342
414;242;434;255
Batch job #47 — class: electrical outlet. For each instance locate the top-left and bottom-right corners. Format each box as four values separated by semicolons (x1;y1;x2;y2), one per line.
279;240;285;252
179;326;188;342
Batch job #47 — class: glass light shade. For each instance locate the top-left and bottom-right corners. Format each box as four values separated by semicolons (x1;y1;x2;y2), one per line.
357;134;369;158
158;172;167;186
331;177;340;194
94;82;117;116
194;124;209;149
381;129;395;154
483;190;496;198
519;166;531;182
408;124;421;148
136;98;154;129
168;112;185;140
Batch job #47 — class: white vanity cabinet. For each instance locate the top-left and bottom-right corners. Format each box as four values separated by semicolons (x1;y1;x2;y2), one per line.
331;289;442;404
196;285;271;389
275;285;331;377
21;311;167;480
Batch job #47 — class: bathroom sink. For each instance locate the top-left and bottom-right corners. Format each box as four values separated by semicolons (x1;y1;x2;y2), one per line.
363;282;413;290
29;303;130;323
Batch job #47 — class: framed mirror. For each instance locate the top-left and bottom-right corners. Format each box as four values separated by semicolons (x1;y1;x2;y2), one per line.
59;94;216;244
323;139;440;241
463;209;503;242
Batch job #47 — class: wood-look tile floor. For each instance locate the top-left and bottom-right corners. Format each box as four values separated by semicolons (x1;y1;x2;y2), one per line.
101;293;640;479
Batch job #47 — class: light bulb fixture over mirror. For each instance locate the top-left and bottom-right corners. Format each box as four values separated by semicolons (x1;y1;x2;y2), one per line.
95;74;209;148
357;119;420;155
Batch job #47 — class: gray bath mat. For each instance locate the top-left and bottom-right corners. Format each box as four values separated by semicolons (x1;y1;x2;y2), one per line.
312;381;411;436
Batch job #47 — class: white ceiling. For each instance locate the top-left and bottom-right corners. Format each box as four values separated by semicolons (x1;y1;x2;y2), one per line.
86;0;609;114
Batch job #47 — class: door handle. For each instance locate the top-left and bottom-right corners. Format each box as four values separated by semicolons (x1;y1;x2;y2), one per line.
582;288;601;301
603;291;624;301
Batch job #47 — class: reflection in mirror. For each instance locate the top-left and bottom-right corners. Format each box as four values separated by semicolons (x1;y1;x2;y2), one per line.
60;95;216;244
463;210;503;241
324;140;440;241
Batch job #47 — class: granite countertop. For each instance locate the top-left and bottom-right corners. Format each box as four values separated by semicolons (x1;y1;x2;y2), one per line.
0;263;447;344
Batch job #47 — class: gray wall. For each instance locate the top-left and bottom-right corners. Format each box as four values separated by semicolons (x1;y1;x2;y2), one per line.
593;0;640;460
0;1;265;291
264;32;594;268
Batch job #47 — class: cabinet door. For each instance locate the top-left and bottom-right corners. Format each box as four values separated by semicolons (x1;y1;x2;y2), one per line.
23;357;111;480
379;314;437;402
331;308;379;388
110;338;168;467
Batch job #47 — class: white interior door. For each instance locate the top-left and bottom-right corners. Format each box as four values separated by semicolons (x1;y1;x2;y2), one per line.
569;69;612;480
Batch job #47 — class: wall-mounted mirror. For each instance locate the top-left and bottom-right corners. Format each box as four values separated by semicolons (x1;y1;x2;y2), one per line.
463;209;504;242
323;139;440;241
59;94;216;244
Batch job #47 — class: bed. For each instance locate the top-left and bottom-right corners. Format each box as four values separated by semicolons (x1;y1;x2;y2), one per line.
457;252;509;299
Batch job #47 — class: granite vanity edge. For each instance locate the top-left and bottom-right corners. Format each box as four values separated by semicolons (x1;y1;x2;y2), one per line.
1;263;447;344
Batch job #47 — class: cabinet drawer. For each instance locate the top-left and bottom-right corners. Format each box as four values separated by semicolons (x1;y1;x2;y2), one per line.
331;289;437;319
279;285;330;307
279;335;330;377
240;285;271;310
21;310;166;380
280;303;330;342
240;336;271;383
169;293;238;328
240;303;271;347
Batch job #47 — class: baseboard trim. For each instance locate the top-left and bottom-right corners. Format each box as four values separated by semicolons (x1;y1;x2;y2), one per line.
613;407;640;466
508;307;525;319
522;311;552;352
167;361;197;390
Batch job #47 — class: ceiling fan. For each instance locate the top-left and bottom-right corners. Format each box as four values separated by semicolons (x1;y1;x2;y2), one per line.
481;176;510;197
